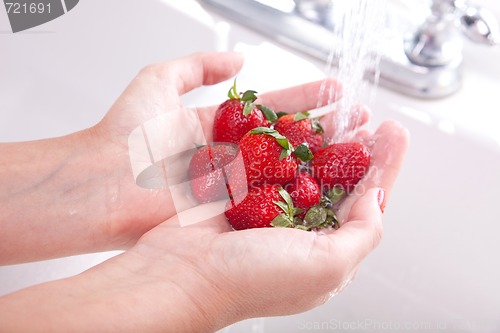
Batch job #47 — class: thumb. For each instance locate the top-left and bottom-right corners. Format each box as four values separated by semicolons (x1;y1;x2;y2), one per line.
329;187;385;265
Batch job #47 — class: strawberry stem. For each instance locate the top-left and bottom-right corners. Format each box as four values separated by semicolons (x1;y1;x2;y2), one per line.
228;79;240;100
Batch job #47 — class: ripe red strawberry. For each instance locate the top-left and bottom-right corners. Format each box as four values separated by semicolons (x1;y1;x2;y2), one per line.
238;127;313;188
311;142;370;194
274;112;324;154
225;185;302;230
284;171;321;218
188;143;238;203
225;185;284;230
225;183;336;231
212;81;277;144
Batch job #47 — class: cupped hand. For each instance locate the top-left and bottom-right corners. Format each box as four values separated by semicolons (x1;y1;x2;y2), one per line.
88;52;244;247
87;52;346;249
111;119;409;331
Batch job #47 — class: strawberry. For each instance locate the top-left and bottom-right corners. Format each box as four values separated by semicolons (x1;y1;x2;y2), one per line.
225;183;337;231
188;143;239;203
274;112;324;154
311;142;370;194
225;185;302;230
212;80;277;144
284;171;321;218
238;127;313;188
225;185;284;230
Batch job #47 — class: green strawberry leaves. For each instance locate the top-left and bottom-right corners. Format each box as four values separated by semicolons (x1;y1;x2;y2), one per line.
250;127;293;160
303;205;338;230
293;143;314;162
297;194;339;231
194;143;206;150
257;104;278;123
271;186;339;231
311;118;324;134
241;90;258;117
293;111;310;122
326;187;346;204
271;187;300;228
241;90;258;102
293;111;324;134
242;101;255;117
228;79;258;117
250;127;313;162
228;80;278;121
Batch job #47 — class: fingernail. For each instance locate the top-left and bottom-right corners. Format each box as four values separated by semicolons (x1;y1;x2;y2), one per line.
377;188;386;214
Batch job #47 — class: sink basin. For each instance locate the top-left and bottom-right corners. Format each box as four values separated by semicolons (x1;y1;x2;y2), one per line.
1;0;500;331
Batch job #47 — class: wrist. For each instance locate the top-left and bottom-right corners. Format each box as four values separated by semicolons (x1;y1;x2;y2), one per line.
70;249;240;332
0;129;121;263
114;247;241;332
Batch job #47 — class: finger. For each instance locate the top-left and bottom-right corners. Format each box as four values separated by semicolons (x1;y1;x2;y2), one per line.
103;52;244;134
196;79;344;142
146;52;245;95
347;104;372;132
256;78;342;113
346;128;372;143
126;52;245;103
321;104;371;143
327;187;384;267
360;120;410;198
195;105;217;142
336;120;409;223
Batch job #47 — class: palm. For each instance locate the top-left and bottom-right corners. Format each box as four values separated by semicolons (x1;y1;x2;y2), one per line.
88;53;350;247
130;119;408;317
89;55;241;245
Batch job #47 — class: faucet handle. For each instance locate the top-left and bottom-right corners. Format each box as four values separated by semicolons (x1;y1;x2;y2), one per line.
405;0;499;67
458;5;500;46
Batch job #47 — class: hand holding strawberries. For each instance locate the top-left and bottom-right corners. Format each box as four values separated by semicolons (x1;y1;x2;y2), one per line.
120;117;409;331
111;53;408;330
0;52;409;333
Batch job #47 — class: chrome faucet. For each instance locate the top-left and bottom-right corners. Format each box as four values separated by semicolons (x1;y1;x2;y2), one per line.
403;0;499;78
198;0;500;98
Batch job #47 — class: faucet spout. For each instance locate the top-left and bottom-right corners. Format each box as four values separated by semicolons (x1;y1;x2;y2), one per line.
198;0;499;99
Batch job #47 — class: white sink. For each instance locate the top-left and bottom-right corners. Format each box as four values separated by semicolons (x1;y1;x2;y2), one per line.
1;0;500;332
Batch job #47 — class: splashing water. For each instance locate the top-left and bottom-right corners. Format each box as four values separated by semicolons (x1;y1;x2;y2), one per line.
318;0;387;144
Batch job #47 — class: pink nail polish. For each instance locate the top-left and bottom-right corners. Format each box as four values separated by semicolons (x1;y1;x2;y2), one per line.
377;188;386;213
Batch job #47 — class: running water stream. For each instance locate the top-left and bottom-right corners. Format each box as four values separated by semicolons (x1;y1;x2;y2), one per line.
318;0;387;144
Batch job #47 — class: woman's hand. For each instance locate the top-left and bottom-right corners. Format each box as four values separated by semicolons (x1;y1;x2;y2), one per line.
116;119;409;330
0;50;409;332
0;51;346;263
0;52;244;263
83;52;344;252
0;119;408;332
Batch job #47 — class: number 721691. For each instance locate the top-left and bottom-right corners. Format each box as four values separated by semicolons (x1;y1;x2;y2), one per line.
5;2;51;14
